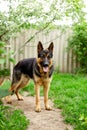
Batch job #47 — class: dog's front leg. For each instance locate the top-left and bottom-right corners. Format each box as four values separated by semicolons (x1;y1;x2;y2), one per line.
35;84;41;112
44;85;52;111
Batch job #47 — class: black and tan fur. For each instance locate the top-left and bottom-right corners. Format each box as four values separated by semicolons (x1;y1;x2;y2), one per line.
9;41;54;112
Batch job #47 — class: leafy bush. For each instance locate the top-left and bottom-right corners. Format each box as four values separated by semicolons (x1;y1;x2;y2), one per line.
0;69;10;77
0;41;15;77
0;105;29;130
0;41;6;65
68;21;87;73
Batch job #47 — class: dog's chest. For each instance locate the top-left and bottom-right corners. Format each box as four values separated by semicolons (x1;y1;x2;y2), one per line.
34;74;52;86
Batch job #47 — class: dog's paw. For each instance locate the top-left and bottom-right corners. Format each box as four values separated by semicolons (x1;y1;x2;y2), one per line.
45;105;52;111
5;96;12;104
35;106;41;112
7;100;12;104
18;95;24;101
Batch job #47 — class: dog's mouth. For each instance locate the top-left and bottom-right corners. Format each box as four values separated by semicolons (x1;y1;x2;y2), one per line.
43;66;49;73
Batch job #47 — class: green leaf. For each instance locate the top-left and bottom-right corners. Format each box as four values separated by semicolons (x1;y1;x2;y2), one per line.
0;42;5;47
0;59;5;64
85;118;87;123
79;114;84;121
9;57;15;63
0;49;6;54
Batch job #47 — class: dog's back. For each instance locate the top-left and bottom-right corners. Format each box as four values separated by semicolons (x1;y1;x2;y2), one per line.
14;58;36;79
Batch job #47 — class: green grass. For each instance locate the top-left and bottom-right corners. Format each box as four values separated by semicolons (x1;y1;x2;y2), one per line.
1;73;87;130
49;73;87;130
0;105;29;130
0;81;29;130
0;80;11;98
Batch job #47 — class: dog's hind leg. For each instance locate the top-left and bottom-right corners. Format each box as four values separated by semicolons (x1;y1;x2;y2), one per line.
10;83;23;101
15;88;24;100
9;68;30;101
9;77;22;94
8;70;23;101
15;75;30;100
9;69;22;92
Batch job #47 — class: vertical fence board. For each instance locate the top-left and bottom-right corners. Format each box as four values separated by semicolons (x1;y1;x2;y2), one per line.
1;29;80;73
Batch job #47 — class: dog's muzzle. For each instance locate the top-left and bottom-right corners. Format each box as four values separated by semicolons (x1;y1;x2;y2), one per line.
42;59;49;73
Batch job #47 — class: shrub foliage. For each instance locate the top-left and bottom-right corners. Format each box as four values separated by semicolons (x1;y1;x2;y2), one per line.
68;21;87;73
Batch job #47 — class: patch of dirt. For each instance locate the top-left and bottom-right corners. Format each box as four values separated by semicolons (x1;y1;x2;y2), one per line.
3;94;73;130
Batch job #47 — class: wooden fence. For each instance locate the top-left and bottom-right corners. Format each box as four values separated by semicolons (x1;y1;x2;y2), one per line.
1;29;79;73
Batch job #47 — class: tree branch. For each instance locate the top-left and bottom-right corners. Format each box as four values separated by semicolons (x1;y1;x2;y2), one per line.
13;16;56;56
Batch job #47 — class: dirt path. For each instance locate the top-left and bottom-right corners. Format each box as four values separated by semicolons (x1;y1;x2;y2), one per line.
4;94;73;130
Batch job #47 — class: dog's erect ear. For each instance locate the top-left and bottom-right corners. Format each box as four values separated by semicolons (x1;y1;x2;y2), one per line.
48;42;54;53
37;41;43;53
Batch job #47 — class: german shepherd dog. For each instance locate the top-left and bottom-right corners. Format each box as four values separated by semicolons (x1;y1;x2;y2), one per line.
9;41;54;112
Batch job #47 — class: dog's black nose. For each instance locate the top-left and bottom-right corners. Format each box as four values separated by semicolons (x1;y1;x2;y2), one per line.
43;61;49;67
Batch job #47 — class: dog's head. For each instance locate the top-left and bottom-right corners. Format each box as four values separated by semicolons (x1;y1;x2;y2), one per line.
37;41;54;73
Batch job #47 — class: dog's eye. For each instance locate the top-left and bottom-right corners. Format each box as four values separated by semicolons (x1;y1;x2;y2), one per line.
40;54;44;58
38;53;44;58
